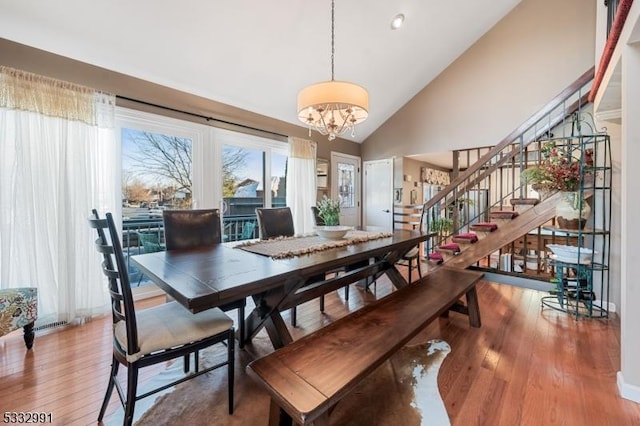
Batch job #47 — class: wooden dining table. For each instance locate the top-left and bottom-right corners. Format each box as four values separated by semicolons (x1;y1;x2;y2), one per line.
131;228;431;349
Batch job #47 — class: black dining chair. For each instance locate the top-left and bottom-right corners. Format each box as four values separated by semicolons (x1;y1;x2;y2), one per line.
311;206;325;226
256;207;325;327
255;207;296;240
163;209;223;249
162;209;247;347
395;245;422;283
90;210;234;426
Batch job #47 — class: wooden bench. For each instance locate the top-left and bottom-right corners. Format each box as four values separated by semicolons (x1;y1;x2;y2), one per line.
246;266;483;426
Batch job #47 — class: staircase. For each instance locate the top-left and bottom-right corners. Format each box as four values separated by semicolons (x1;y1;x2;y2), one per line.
418;67;596;279
447;193;558;268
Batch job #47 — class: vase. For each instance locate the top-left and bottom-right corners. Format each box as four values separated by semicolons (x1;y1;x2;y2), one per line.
555;191;591;230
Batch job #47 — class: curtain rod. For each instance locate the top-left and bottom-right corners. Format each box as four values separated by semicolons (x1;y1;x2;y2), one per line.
115;95;289;141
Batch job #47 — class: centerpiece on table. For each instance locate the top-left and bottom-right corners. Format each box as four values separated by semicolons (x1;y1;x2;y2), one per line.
315;195;351;239
521;141;592;230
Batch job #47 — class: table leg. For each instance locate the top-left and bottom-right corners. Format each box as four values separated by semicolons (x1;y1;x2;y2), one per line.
244;302;294;348
244;282;300;349
268;399;293;426
263;312;293;349
465;287;482;328
385;265;409;289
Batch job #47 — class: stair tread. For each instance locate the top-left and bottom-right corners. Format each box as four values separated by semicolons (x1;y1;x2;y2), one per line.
490;211;519;219
452;232;479;243
437;243;461;253
470;222;498;232
448;192;563;269
510;198;541;206
428;252;444;264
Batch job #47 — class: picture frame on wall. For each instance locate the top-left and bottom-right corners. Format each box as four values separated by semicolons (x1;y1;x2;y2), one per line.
316;158;329;189
394;188;402;204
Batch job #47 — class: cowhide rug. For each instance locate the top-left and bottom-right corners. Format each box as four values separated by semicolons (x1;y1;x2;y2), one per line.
105;337;451;426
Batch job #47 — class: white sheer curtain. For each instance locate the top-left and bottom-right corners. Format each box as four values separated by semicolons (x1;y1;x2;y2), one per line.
286;137;317;234
0;66;118;326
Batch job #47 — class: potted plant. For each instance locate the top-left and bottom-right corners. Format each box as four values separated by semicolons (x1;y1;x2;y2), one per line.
521;141;592;229
430;217;453;245
316;195;341;226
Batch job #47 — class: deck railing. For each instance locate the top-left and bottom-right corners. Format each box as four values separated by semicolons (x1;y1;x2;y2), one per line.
123;214;258;286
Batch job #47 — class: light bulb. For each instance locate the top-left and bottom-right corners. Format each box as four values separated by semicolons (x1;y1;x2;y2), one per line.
391;14;405;30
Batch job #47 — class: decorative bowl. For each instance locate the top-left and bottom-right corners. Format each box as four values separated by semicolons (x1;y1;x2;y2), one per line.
314;225;352;240
546;244;596;264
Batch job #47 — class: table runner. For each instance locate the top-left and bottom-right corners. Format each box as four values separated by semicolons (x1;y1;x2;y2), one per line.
236;230;393;259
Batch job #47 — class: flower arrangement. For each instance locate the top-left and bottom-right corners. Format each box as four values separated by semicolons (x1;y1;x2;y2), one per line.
316;195;341;226
521;142;592;192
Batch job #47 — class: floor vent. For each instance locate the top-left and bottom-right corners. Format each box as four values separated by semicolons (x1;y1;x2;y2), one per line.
34;320;68;331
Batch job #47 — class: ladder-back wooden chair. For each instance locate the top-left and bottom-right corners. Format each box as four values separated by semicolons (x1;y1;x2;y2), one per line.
89;210;235;426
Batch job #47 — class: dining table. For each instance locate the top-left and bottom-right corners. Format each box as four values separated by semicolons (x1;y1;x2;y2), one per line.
131;228;432;349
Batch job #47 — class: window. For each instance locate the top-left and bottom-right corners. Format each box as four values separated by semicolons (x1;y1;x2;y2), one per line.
122;128;194;213
220;141;287;241
337;161;356;208
116;108;287;290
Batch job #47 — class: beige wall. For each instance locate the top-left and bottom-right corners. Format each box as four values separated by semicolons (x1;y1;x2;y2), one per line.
362;0;596;160
397;157;450;206
0;38;361;159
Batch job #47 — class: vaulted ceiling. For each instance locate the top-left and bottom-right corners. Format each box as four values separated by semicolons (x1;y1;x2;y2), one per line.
0;0;522;142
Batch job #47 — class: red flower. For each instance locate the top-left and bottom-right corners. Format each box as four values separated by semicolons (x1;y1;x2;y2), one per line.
522;142;591;192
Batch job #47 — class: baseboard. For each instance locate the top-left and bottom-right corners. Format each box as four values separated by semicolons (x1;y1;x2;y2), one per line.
483;272;554;292
484;272;618;312
594;299;617;313
617;371;640;403
132;283;165;301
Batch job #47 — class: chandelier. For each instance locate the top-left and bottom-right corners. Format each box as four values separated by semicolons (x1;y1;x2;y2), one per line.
297;0;369;141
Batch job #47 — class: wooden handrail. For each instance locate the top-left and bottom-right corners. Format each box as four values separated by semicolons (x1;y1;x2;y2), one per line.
589;0;634;102
451;91;592;202
420;67;595;229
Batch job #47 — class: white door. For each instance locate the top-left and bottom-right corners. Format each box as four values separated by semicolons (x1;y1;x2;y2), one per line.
363;159;393;232
331;152;361;227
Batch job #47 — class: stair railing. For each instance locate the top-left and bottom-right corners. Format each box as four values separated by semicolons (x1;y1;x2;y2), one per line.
420;67;595;257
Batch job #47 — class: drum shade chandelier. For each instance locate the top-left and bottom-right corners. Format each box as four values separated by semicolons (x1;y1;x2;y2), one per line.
297;0;369;141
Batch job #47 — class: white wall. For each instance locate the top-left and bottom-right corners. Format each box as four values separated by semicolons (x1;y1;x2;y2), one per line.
592;0;640;403
619;40;640;402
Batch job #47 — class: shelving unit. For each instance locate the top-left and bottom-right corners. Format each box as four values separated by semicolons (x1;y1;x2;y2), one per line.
540;130;611;319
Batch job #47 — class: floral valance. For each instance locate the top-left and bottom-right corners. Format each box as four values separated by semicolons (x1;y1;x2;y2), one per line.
420;166;450;185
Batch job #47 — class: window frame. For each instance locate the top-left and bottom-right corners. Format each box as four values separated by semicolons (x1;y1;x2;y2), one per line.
115;107;288;298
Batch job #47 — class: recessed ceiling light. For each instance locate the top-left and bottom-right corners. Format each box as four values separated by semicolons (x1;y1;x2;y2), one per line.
391;13;405;30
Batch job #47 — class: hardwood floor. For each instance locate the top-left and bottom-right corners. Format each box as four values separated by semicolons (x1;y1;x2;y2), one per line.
1;275;639;425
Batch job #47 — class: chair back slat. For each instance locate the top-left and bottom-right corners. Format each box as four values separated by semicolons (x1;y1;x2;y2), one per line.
94;239;114;256
100;260;120;280
88;209;140;356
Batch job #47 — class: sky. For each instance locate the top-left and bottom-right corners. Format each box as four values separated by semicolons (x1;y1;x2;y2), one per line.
122;128;287;190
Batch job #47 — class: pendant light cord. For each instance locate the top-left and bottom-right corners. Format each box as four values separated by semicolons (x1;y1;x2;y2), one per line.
331;0;335;81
